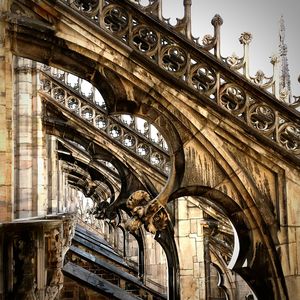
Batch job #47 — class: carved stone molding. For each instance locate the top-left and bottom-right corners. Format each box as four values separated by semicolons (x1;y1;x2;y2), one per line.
45;216;76;300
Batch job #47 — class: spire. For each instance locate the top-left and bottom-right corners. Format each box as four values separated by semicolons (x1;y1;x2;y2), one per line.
279;15;292;103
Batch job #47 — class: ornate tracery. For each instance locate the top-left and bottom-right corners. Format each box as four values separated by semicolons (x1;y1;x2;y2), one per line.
53;0;300;159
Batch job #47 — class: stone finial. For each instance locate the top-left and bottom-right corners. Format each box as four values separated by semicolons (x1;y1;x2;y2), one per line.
211;14;223;27
182;0;192;38
270;54;279;65
253;70;265;85
239;32;252;45
279;88;290;102
184;0;192;5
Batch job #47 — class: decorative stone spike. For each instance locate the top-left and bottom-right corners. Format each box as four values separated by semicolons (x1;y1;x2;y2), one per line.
211;14;223;58
172;0;192;38
183;0;192;38
211;14;223;27
279;15;292;103
239;32;252;45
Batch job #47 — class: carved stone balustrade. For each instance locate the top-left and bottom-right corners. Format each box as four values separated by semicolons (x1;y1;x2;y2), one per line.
39;67;171;175
58;0;300;161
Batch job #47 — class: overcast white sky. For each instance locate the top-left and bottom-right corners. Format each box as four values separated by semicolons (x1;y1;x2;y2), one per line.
160;0;300;96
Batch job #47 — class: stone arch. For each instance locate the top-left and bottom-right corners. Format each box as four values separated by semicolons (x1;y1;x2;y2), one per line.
169;186;285;299
57;151;116;199
44;117;147;194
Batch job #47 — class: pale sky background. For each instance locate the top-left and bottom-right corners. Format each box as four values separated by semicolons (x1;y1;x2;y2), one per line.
160;0;300;96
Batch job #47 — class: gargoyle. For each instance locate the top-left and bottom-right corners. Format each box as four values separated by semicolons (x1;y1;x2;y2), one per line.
126;190;169;234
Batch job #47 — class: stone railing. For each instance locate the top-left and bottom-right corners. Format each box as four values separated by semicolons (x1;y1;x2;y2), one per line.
58;0;300;160
39;67;171;175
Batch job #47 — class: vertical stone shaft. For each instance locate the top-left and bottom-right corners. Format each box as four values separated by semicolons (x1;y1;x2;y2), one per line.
14;57;34;218
47;135;59;214
14;57;47;218
183;0;192;39
33;67;48;216
0;0;13;222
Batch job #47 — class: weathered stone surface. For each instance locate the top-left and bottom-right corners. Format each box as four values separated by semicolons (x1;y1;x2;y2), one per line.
0;0;299;299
